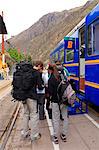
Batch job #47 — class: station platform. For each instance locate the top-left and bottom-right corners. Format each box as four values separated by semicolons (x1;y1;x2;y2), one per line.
5;105;99;150
0;79;12;99
0;79;11;89
0;79;98;150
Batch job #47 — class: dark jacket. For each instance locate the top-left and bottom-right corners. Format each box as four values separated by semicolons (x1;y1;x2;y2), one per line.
27;68;44;100
48;73;60;103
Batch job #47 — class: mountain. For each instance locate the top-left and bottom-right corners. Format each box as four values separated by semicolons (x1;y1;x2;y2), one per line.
5;0;99;63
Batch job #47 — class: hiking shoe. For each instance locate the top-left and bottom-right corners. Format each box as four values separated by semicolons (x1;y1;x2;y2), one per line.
52;136;59;144
60;134;67;142
39;116;46;120
31;133;41;142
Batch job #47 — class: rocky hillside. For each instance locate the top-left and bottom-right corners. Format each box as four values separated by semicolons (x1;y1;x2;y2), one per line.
5;0;99;63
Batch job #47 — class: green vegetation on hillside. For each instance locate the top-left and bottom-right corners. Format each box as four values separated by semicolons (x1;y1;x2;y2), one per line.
7;48;32;63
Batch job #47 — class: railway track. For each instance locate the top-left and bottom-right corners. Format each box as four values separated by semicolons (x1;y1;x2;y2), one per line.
0;102;21;150
0;81;20;150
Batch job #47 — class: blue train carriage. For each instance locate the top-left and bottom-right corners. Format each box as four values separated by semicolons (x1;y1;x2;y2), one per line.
65;4;99;107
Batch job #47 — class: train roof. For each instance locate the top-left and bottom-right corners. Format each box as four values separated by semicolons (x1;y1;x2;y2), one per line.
86;4;99;26
50;39;64;56
67;18;85;37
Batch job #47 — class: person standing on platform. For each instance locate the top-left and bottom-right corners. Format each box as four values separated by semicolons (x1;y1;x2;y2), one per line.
55;61;70;80
36;61;48;120
48;64;68;144
14;61;44;141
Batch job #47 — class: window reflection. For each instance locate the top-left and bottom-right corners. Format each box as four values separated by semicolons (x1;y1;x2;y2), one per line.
87;20;99;56
66;49;74;62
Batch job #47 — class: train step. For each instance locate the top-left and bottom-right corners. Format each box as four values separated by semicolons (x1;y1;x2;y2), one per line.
68;101;81;115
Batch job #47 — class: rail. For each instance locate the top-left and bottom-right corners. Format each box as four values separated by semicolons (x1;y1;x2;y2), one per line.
0;102;21;150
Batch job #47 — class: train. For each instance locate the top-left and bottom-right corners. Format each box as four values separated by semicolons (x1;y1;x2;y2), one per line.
50;4;99;107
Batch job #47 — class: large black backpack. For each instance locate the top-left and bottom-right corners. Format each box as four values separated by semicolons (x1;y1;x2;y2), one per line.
12;62;34;101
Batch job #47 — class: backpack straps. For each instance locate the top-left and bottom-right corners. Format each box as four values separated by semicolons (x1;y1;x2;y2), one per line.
59;68;68;81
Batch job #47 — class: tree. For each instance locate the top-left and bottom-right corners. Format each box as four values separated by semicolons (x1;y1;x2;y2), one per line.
7;48;32;62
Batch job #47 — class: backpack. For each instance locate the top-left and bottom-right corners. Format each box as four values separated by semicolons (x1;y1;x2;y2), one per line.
57;70;76;105
12;61;34;101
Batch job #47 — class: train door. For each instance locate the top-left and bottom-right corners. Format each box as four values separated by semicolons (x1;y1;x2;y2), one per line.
64;36;79;91
79;25;85;92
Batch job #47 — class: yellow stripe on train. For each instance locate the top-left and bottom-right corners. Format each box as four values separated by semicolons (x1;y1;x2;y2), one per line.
64;63;79;67
69;76;79;81
69;77;99;89
64;60;99;67
85;81;99;89
85;60;99;65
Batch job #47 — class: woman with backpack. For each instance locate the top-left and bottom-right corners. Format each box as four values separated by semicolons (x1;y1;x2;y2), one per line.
48;64;68;144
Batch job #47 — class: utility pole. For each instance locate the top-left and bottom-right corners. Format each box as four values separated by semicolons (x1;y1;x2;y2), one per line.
1;11;5;65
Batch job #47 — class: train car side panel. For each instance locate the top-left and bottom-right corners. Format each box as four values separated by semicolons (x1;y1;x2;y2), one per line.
85;4;99;106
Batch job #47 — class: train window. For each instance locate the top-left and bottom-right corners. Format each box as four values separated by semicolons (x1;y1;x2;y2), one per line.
66;49;74;62
87;20;99;56
79;25;85;46
79;25;85;58
54;52;59;61
94;21;99;55
60;49;64;63
87;25;93;55
50;55;55;63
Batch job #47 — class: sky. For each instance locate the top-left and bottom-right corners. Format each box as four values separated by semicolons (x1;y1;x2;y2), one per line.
0;0;89;39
